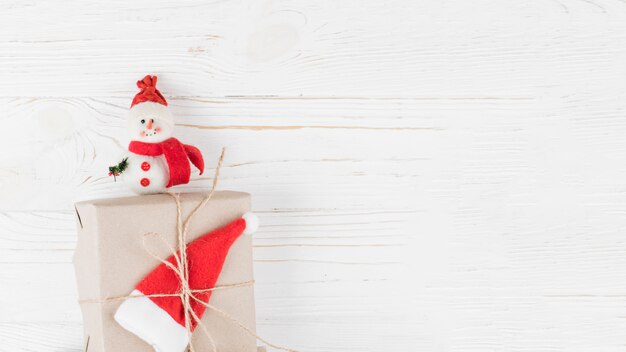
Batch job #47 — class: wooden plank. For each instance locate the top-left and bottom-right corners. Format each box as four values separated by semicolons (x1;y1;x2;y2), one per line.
1;1;625;97
0;323;84;352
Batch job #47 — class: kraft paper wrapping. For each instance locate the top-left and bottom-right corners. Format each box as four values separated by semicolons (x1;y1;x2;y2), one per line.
73;191;257;352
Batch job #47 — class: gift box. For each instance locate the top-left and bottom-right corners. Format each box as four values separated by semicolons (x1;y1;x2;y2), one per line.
73;191;257;352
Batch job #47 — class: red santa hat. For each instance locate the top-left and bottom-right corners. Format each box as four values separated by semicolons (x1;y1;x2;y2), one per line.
129;75;174;127
114;213;259;352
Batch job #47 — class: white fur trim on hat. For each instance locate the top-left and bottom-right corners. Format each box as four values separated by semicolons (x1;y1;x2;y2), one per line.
114;289;189;352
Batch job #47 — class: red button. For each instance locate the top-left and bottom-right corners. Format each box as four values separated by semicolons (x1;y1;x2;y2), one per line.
141;162;151;171
140;178;150;187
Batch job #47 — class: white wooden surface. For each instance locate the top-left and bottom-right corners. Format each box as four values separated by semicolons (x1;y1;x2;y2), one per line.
2;0;626;351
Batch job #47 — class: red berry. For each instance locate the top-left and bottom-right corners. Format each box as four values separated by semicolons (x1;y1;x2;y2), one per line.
141;162;151;171
140;178;150;187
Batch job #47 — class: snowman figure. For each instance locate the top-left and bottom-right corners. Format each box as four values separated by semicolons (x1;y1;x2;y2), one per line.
108;75;204;194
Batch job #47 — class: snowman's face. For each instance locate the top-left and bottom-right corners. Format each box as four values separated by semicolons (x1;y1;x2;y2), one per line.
127;103;174;143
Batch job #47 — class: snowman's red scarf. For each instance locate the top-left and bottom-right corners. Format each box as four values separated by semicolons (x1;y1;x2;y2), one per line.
128;137;204;187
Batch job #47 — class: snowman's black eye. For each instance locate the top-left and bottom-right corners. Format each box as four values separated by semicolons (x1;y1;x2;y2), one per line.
140;119;145;124
151;119;154;123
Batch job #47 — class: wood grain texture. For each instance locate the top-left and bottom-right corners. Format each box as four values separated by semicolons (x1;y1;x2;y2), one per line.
2;0;626;351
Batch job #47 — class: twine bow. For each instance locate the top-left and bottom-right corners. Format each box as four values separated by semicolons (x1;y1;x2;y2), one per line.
80;148;298;352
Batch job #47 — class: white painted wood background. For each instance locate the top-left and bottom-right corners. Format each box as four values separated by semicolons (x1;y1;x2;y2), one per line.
1;0;626;351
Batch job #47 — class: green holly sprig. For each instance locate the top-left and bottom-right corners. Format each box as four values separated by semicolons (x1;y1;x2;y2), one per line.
108;158;128;181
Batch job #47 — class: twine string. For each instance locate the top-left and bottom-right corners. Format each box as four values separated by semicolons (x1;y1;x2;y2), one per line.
78;281;256;304
173;193;201;352
79;148;298;352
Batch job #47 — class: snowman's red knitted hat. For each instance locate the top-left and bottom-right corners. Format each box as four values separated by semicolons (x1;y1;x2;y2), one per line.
129;75;173;126
131;75;167;107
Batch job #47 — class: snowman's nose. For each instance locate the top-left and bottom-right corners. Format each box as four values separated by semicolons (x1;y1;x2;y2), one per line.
147;119;153;129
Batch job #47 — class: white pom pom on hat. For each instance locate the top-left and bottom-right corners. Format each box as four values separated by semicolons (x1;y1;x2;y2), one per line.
242;212;259;235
